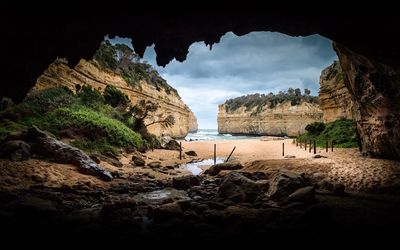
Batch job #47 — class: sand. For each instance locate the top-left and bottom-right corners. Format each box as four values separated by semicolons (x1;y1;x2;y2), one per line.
0;138;399;193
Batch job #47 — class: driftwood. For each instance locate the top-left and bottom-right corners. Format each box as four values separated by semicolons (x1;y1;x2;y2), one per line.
27;126;113;181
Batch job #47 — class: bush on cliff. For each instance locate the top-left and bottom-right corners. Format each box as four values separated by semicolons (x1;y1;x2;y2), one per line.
298;119;358;148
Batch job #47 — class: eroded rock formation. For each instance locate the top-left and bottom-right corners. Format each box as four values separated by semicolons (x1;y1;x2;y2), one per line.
334;43;400;159
218;101;323;136
319;61;354;122
33;59;197;138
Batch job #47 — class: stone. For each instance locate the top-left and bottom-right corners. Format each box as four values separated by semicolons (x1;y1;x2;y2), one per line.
284;155;296;158
148;161;162;168
164;140;181;151
267;170;308;200
217;172;260;203
185;150;197;156
172;175;201;190
288;186;316;204
26;126;113;181
0;140;30;161
312;154;327;159
333;183;346;195
204;162;243;176
131;152;145;166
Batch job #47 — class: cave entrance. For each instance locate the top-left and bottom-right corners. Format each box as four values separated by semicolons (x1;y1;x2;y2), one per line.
112;31;338;136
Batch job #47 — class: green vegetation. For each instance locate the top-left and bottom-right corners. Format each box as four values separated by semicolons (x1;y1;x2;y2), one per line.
224;88;319;114
298;119;358;148
0;86;150;154
94;40;177;95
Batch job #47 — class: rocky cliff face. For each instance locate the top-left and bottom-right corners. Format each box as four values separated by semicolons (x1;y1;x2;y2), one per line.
218;101;323;137
33;59;197;138
334;43;400;159
319;61;354;122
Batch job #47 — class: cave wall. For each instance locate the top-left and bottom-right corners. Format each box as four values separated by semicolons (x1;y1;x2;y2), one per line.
334;43;400;159
1;8;400;159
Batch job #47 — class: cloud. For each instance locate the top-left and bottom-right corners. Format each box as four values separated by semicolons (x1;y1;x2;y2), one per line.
112;31;337;129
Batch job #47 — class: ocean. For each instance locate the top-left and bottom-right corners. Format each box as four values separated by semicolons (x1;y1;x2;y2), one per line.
185;129;261;141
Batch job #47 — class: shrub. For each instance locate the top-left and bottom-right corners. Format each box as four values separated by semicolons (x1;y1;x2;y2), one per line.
77;85;104;108
298;119;358;148
305;122;325;135
103;85;129;108
49;107;144;150
23;87;77;113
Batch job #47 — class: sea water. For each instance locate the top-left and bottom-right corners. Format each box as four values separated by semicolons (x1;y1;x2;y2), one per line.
185;129;260;141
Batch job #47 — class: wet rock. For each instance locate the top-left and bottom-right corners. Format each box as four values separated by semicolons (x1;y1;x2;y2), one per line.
204;162;243;176
268;170;308;200
333;183;346;195
217;172;260;203
148;161;162;168
26;126;113;181
284;155;296;158
0;140;30;161
172;175;201;190
288;186;316;204
185;150;197;156
164;140;180;151
131;152;145;166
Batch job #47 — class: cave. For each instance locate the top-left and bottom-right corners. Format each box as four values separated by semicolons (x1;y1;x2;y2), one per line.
2;8;400;160
1;7;400;246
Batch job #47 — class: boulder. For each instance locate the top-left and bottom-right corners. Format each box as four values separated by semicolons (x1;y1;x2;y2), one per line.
0;140;30;161
204;162;243;176
148;161;162;168
164;140;181;151
172;175;200;190
288;186;316;204
26;126;113;181
185;150;197;156
333;183;346;195
131;152;145;166
152;202;183;222
267;170;308;200
217;172;260;203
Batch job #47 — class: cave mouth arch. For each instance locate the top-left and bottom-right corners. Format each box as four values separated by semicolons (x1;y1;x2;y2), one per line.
2;13;400;159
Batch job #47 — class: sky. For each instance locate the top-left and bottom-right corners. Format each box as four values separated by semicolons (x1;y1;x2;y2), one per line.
111;32;337;129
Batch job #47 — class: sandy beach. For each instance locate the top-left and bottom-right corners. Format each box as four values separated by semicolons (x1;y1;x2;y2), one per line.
1;138;399;193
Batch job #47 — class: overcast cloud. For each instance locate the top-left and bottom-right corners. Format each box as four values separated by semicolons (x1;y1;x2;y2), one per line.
113;32;337;129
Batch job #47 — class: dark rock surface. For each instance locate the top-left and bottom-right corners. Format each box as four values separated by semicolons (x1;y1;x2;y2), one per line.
0;140;30;161
204;162;243;176
27;126;113;181
267;170;308;200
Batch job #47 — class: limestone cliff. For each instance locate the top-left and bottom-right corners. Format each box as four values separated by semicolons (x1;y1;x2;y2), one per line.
218;101;323;137
319;61;354;122
33;58;197;138
334;43;400;159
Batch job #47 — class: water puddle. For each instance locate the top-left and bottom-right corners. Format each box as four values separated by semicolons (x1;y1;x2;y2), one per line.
182;157;225;175
134;188;190;205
